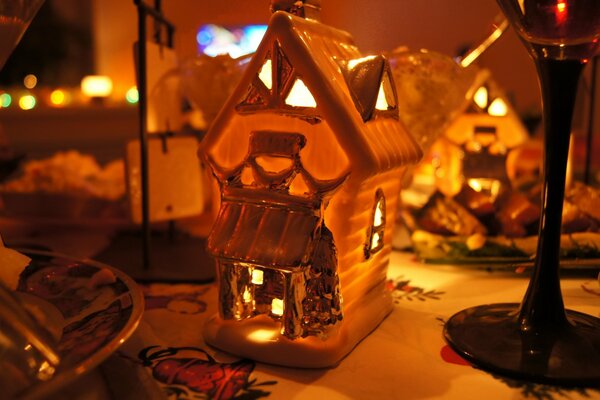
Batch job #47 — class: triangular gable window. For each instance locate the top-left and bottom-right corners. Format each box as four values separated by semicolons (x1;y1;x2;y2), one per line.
239;84;267;108
470;84;508;117
474;85;489;110
237;51;272;110
341;56;398;122
237;41;321;122
375;72;396;111
375;84;389;111
258;59;273;90
285;78;317;108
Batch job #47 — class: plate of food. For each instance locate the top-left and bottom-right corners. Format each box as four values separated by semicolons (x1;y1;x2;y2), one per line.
402;179;600;270
0;247;144;399
0;151;128;225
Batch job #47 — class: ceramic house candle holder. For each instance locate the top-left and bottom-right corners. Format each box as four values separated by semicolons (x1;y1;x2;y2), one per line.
428;71;530;198
199;1;422;368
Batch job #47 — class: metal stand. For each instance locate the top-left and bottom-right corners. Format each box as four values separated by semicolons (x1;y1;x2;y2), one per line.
135;0;173;271
94;0;215;283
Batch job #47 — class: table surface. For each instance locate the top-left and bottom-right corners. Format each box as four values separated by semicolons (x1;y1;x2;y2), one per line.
2;220;599;400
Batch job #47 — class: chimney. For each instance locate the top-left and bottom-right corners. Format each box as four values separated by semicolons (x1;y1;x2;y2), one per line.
270;0;321;21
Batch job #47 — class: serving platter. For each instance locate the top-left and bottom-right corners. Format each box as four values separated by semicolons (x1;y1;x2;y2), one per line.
410;230;600;271
12;249;144;399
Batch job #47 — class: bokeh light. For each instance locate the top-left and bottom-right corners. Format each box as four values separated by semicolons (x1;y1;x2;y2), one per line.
23;74;38;89
0;93;12;108
125;86;139;104
81;75;113;98
19;94;36;110
50;89;66;106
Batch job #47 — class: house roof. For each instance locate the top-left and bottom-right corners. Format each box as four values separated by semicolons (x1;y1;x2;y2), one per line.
207;199;320;268
201;11;422;180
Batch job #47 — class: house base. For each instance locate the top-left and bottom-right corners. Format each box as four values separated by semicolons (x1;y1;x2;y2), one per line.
203;283;393;368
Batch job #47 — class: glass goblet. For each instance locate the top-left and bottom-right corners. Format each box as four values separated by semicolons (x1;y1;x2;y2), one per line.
0;0;45;71
444;0;600;385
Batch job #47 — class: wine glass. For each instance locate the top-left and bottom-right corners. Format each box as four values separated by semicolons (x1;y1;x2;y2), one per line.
444;0;600;385
0;0;44;71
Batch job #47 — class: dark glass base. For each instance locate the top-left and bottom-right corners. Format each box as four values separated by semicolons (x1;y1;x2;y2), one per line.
444;303;600;386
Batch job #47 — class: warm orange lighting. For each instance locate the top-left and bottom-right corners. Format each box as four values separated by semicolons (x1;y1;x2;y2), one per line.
467;178;501;198
555;0;567;24
374;201;384;227
247;329;277;342
243;287;253;303
375;84;389;110
488;98;508;116
255;155;293;173
271;298;284;316
50;89;66;106
473;86;488;109
81;75;113;98
348;55;376;69
370;231;381;251
23;74;37;89
251;269;264;285
259;59;273;90
285;78;316;107
18;94;36;110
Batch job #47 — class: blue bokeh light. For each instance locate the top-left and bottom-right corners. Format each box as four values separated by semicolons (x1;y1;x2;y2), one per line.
197;24;267;58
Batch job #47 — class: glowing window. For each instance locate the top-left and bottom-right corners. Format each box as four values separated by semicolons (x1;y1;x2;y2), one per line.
474;86;488;109
374;199;384;227
365;189;386;258
370;231;381;251
251;268;264;285
488;98;508;116
271;298;284;316
285;78;316;108
467;178;501;200
255;155;293;174
375;84;389;110
375;72;396;112
243;287;253;303
258;59;273;90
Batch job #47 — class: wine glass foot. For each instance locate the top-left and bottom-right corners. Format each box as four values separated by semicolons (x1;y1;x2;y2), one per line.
444;303;600;386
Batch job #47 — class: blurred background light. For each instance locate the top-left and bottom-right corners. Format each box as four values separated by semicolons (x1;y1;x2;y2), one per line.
81;75;113;98
23;74;38;89
19;94;37;110
125;86;139;104
0;93;12;108
197;24;267;58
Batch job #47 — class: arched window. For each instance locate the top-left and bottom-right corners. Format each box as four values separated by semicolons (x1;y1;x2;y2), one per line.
365;189;386;259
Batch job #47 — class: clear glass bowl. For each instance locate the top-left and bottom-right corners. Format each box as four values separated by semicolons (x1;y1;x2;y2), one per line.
0;281;60;398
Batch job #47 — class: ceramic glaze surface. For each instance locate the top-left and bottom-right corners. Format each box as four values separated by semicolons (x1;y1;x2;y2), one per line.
200;10;422;367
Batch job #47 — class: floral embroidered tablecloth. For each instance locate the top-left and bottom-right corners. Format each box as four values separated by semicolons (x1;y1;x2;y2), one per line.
96;251;600;400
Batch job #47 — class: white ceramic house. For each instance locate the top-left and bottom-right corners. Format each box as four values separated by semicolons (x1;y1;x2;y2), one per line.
200;5;421;367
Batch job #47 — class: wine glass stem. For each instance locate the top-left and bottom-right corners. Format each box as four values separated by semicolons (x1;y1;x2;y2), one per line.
519;58;585;332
